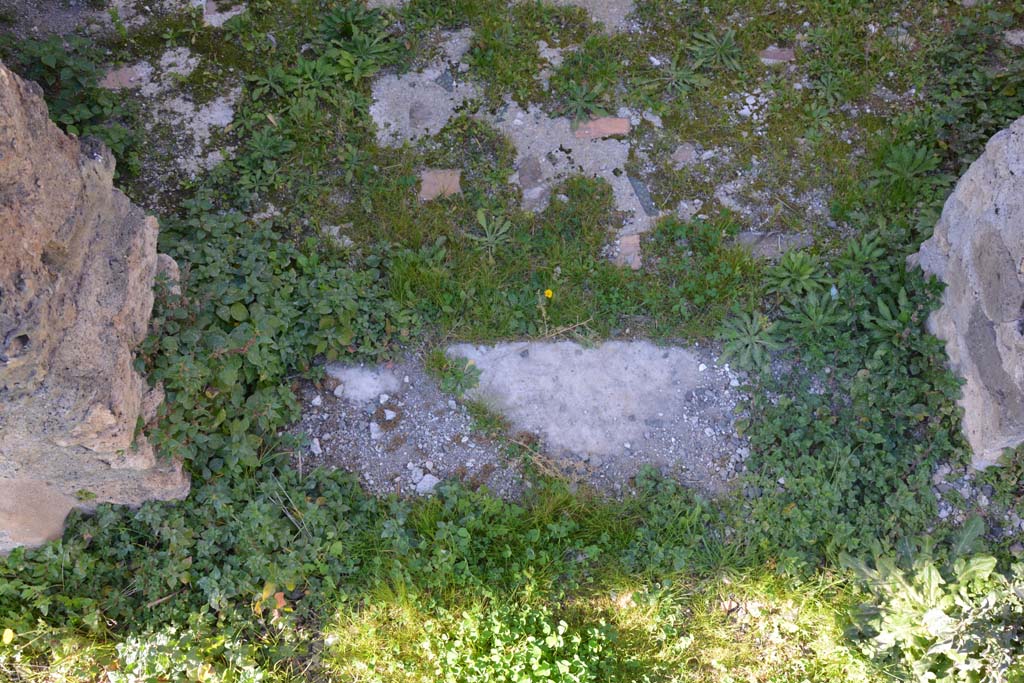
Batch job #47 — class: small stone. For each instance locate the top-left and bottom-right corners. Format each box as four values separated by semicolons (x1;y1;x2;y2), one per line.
415;474;441;495
369;422;383;441
671;142;698;168
641;110;663;128
99;62;153;91
418;169;462;201
323;223;355;248
311;395;323;407
333;385;346;398
615;234;642;270
698;363;707;372
384;409;397;421
574;117;631;139
1006;30;1024;48
517;155;546;190
676;199;703;222
204;1;246;27
758;46;796;65
704;427;715;437
617;106;641;126
410;466;424;483
310;438;322;455
931;464;952;486
729;378;740;387
448;399;457;410
379;394;390;404
1010;542;1024;557
424;460;434;470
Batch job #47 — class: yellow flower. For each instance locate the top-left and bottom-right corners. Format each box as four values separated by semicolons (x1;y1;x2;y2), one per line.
544;289;553;299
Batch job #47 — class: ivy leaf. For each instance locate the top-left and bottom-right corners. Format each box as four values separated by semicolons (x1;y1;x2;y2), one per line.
230;302;250;321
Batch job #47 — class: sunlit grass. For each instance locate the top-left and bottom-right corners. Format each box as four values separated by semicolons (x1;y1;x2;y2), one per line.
321;567;878;683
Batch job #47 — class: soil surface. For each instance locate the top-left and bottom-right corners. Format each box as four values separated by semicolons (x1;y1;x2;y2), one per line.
293;341;749;500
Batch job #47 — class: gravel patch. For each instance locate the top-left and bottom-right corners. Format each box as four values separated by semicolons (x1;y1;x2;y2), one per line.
293;355;524;500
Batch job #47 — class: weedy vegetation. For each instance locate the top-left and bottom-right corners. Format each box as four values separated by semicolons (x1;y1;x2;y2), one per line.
2;0;1024;680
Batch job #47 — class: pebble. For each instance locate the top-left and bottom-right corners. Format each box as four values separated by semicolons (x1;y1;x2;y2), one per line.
384;409;397;421
379;393;390;404
310;437;322;455
311;395;323;407
698;363;707;372
415;474;441;495
369;422;383;441
333;385;346;398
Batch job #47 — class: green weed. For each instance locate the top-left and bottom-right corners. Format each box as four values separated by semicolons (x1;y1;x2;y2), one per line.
0;35;138;172
843;522;1024;682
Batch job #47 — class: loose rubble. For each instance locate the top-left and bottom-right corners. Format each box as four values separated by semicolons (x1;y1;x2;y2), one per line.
293;356;523;499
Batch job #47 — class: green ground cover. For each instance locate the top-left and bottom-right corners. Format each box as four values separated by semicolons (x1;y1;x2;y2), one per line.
2;0;1024;680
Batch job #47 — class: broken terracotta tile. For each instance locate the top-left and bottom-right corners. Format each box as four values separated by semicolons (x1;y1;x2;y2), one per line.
418;169;462;201
574;117;631;139
616;234;642;270
758;46;796;66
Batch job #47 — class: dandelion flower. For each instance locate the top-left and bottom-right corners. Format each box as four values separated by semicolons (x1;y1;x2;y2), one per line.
544;289;553;299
